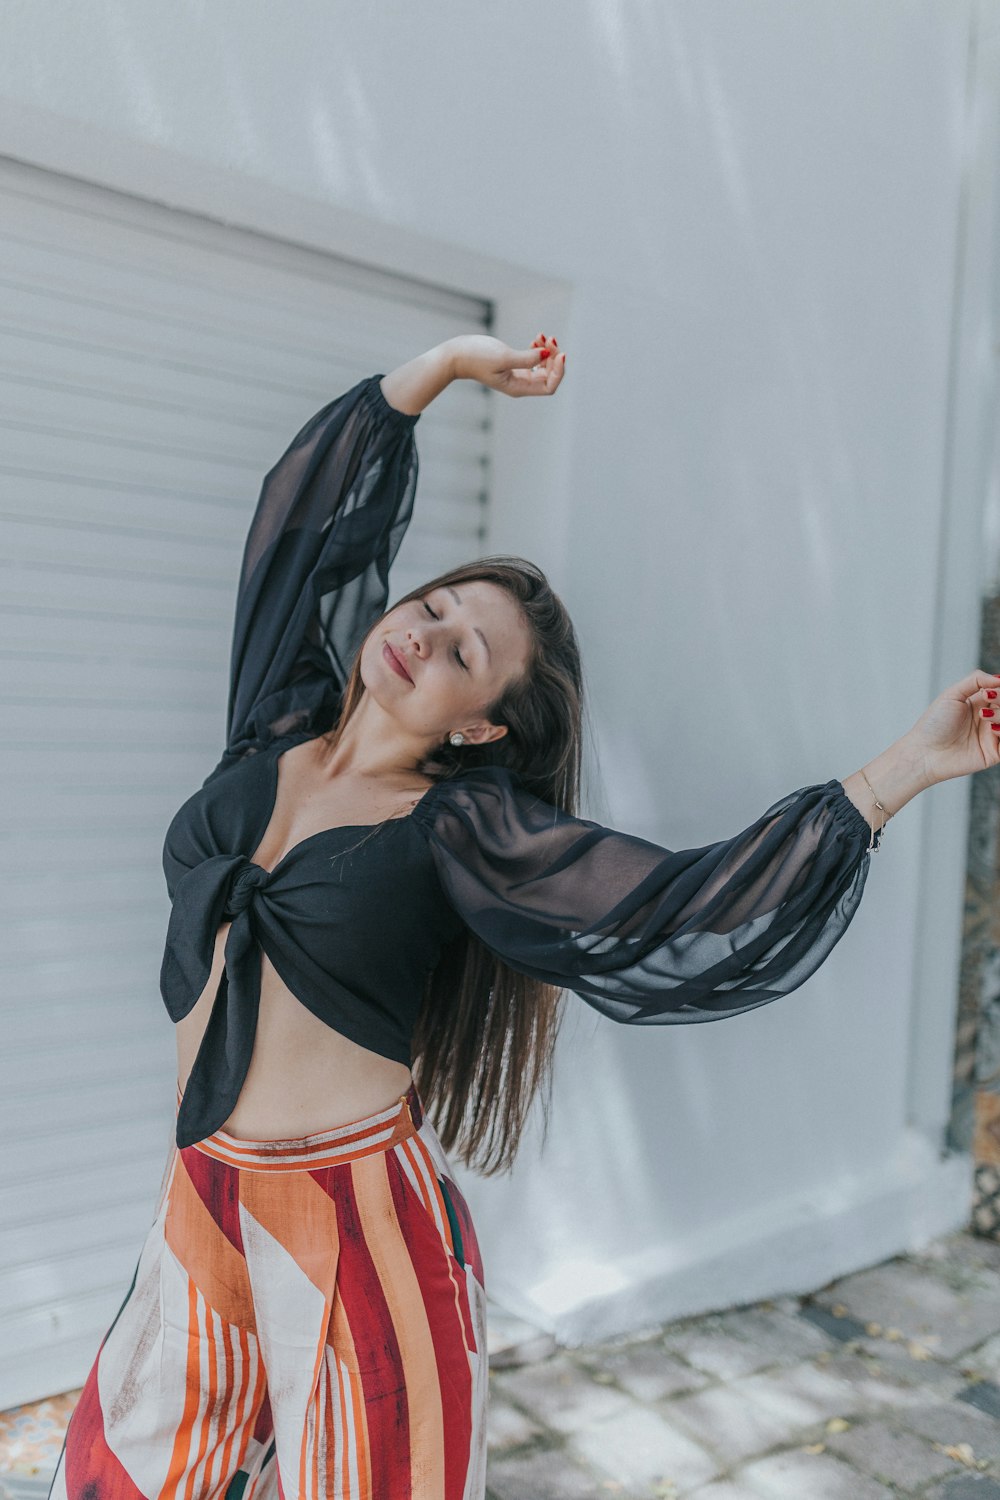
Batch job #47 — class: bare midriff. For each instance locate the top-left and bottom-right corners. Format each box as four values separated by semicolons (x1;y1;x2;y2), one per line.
175;734;432;1141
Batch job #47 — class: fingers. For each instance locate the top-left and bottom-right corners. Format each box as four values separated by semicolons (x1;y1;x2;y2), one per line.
494;333;566;397
954;668;1000;700
525;331;565;395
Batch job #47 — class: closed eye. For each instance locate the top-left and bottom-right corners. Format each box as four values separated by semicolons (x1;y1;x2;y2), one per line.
423;599;468;671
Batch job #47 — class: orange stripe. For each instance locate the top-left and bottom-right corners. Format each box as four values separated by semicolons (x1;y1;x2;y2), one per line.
204;1306;221;1498
164;1155;254;1332
338;1362;350;1500
183;1293;214;1500
232;1338;268;1488
163;1279;202;1498
350;1364;369;1499
300;1306;330;1500
214;1324;242;1497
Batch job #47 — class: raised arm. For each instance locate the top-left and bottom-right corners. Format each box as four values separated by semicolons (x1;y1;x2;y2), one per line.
217;374;421;771
380;332;567;414
215;334;567;779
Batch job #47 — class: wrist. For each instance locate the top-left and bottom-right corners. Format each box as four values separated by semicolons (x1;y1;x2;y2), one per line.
840;734;934;832
379;341;457;416
438;338;464;381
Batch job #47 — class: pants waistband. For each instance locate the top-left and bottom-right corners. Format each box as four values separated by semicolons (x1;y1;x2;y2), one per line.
175;1082;424;1172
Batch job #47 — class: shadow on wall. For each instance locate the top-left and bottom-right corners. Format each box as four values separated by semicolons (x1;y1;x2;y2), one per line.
952;593;1000;1240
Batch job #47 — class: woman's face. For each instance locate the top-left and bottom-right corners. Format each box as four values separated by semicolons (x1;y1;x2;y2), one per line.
360;579;532;746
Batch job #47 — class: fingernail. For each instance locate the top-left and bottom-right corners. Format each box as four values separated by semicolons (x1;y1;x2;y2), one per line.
538;348;551;360
988;690;997;699
992;724;1000;732
984;709;996;718
552;337;558;347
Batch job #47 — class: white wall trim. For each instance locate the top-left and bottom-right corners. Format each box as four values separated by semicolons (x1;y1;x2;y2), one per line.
490;1128;974;1346
907;0;1000;1148
0;97;565;306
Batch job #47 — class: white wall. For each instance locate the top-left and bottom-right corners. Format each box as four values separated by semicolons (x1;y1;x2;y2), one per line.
1;0;990;1342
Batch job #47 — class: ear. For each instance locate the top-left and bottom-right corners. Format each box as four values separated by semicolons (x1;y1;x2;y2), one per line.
462;721;508;746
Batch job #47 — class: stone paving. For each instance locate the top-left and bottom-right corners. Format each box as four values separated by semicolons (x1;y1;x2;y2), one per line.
484;1229;1000;1500
2;1229;999;1499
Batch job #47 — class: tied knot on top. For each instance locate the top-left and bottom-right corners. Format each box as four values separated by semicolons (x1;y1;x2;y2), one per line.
222;859;270;920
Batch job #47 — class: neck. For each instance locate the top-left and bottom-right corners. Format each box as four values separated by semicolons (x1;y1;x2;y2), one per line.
321;692;437;782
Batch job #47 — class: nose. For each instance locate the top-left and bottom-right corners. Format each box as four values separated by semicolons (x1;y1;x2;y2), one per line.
406;624;428;656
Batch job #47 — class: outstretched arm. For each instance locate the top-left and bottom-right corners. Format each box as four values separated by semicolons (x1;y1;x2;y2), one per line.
380;331;567;414
418;667;1000;1022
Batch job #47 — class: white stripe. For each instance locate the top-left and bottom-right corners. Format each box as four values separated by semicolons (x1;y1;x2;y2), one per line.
341;1355;361;1500
212;1322;244;1500
199;1121;398;1170
187;1286;213;1500
403;1135;449;1240
393;1138;426;1201
204;1302;228;1499
462;1265;490;1500
329;1348;345;1499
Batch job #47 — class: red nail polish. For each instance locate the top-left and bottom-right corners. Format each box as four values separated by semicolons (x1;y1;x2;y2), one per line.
538;348;551;360
992;724;1000;732
552;337;558;347
988;691;997;699
984;709;996;718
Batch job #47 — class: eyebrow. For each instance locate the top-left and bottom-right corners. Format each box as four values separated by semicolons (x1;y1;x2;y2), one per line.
444;584;492;665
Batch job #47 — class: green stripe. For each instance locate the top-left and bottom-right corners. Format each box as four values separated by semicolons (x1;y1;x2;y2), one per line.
439;1178;465;1269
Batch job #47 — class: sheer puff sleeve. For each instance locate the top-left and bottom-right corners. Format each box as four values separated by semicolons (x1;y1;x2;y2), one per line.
416;766;877;1023
213;375;420;775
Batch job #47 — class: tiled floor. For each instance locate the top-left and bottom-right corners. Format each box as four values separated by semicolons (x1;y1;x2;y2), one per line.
0;1391;80;1487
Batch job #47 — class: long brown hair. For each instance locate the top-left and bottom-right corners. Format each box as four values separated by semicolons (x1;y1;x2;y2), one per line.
327;556;586;1174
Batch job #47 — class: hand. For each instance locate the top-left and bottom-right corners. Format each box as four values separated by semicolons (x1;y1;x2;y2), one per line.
449;332;567;397
841;667;1000;834
904;668;1000;785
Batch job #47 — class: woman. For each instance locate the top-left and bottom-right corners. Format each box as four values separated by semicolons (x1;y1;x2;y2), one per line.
51;332;1000;1500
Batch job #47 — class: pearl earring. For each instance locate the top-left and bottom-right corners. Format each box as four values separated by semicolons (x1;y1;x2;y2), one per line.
449;732;465;746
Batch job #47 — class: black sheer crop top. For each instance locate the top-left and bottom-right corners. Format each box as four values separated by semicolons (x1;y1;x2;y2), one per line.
160;373;878;1149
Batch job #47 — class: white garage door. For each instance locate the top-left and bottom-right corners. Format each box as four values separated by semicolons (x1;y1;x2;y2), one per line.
0;155;493;1408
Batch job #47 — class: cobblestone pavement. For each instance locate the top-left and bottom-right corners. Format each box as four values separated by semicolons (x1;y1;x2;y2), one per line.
2;1229;999;1500
484;1229;1000;1500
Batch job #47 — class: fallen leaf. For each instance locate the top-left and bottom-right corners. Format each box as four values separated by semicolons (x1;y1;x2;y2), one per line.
826;1417;851;1434
884;1327;904;1341
831;1303;848;1318
803;1442;826;1454
906;1341;932;1361
933;1442;977;1468
865;1321;883;1336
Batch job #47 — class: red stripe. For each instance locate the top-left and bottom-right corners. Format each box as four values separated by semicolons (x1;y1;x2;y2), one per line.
316;1161;412;1500
64;1362;146;1499
180;1144;245;1255
386;1151;473;1500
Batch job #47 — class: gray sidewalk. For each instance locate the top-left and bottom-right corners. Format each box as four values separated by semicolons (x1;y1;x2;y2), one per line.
1;1229;998;1500
484;1229;1000;1500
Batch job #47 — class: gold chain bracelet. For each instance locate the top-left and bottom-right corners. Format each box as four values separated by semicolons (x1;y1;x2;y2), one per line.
860;769;888;853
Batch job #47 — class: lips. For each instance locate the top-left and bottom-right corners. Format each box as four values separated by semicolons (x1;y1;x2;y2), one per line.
383;640;413;684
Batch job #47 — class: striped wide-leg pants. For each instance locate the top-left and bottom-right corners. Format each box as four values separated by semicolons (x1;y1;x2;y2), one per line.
49;1085;488;1500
